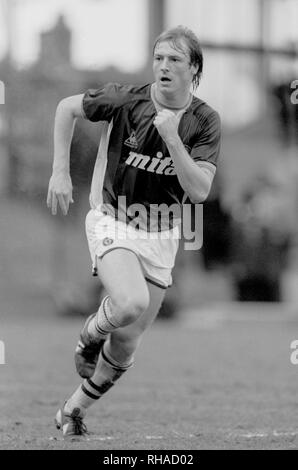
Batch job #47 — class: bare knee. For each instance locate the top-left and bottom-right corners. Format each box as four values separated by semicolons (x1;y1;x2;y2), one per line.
111;291;150;326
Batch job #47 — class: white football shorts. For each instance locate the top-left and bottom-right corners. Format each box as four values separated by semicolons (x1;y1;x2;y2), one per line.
85;207;180;289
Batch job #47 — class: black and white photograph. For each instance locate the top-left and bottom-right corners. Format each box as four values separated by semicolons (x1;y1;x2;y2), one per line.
1;0;298;455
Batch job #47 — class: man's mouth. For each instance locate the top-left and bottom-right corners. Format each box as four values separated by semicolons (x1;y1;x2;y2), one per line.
160;77;172;83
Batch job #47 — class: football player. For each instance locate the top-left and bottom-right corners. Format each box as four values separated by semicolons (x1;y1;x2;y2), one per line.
47;25;221;437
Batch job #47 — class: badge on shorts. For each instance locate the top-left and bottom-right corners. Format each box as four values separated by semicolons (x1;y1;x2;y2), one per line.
103;237;114;246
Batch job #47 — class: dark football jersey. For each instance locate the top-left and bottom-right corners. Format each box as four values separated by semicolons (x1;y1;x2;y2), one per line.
82;83;221;231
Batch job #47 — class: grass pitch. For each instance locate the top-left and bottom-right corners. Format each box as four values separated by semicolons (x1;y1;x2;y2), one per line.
1;299;298;450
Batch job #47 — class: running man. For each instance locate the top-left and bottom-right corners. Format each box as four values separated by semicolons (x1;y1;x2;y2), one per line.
47;25;221;437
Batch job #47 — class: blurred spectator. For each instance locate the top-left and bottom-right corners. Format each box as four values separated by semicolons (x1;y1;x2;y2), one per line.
230;173;295;302
271;78;298;147
201;175;232;270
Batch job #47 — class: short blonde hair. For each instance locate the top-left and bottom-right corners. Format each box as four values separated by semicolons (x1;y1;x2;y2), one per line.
153;25;203;89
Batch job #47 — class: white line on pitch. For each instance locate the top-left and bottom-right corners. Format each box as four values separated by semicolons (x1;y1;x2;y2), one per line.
48;435;115;441
229;430;298;438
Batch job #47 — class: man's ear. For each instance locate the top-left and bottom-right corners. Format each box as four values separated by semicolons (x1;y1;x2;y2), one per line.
190;63;199;76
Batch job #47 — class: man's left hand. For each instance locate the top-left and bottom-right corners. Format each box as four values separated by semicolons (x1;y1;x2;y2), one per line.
153;109;179;143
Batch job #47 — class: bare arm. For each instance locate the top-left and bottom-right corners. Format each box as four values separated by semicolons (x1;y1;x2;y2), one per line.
164;136;215;203
47;94;84;215
153;109;215;203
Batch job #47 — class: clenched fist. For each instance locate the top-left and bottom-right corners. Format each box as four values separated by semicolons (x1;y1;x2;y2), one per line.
47;171;73;216
153;109;179;143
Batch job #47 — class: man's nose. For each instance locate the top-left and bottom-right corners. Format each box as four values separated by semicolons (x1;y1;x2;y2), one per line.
160;58;169;71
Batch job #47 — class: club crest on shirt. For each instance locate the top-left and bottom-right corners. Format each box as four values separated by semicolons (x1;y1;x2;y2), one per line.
102;237;114;246
124;131;138;149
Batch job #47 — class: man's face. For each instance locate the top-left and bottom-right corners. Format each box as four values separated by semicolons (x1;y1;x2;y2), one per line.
153;39;197;95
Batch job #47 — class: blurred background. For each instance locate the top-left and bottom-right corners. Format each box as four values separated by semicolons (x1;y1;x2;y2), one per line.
0;0;298;319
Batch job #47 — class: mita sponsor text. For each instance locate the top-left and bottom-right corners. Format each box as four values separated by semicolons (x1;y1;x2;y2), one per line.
125;150;176;175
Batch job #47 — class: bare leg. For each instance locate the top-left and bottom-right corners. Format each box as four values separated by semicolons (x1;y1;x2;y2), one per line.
107;282;166;364
64;250;166;422
95;248;151;326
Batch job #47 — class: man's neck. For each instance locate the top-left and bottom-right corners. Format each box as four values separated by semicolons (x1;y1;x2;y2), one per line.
152;83;192;110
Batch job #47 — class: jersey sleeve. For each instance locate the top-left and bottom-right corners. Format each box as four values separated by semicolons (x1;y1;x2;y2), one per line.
190;109;221;168
82;83;127;122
